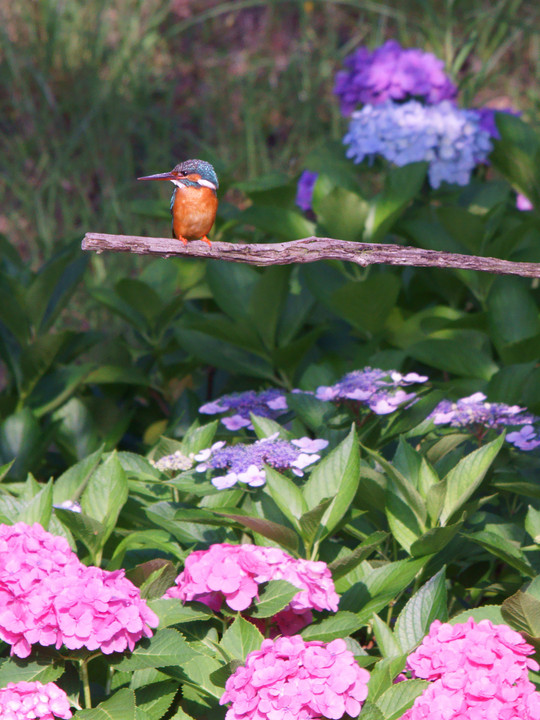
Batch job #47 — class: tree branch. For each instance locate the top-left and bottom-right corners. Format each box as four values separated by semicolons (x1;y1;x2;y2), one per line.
82;232;540;278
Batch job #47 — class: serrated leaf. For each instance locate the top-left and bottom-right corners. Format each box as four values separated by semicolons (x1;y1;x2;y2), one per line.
301;611;364;641
74;689;135;720
371;615;402;658
328;532;388;580
340;557;429;622
115;629;199;671
181;421;219;456
438;434;504;526
367;655;408;701
148;599;215;629
250;580;300;618
301;425;360;541
211;509;299;553
358;700;385;720
449;605;504;625
134;680;178;720
394;569;447;653
376;679;429;720
502;588;540;638
264;466;307;530
410;522;463;557
466;530;535;577
220;615;264;660
0;657;64;685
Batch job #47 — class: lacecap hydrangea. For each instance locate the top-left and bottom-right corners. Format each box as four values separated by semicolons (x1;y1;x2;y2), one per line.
164;543;339;634
344;100;493;188
194;433;328;489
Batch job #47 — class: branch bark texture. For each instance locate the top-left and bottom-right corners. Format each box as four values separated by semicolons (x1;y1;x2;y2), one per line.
82;233;540;278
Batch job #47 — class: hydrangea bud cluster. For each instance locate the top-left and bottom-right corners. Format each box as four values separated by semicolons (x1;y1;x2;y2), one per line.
344;100;493;189
199;389;289;431
334;40;457;114
165;543;339;634
315;367;428;415
220;635;370;720
429;391;540;450
194;434;328;489
296;170;319;212
150;449;194;472
0;522;159;658
402;618;540;720
0;681;72;720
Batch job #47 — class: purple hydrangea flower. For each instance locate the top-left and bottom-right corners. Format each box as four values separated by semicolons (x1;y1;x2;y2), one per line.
429;392;540;450
194;434;328;490
471;107;520;140
344;100;493;189
429;392;536;429
507;425;540;451
296;170;319;212
315;368;428;415
199;389;288;431
334;40;457;115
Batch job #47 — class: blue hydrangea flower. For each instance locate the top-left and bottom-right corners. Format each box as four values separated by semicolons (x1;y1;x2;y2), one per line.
199;389;288;431
315;368;428;415
194;434;328;490
334;40;457;115
343;100;493;188
507;425;540;451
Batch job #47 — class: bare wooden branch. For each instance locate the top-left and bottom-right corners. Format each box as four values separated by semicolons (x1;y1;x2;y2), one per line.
82;232;540;278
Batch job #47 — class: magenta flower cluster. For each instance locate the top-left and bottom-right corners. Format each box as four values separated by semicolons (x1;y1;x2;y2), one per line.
164;543;339;634
199;389;289;431
402;618;540;720
0;522;159;658
429;391;540;450
316;367;428;414
0;681;72;720
194;434;328;489
220;635;370;720
334;40;457;115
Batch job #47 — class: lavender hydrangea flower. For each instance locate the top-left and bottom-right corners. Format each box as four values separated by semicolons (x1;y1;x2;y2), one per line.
199;389;288;431
296;170;319;212
429;392;536;429
429;392;540;450
334;40;457;115
507;425;540;451
315;368;428;415
194;434;328;490
344;100;492;189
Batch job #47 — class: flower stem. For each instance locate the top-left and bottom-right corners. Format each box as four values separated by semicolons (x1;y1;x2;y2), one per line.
80;658;92;708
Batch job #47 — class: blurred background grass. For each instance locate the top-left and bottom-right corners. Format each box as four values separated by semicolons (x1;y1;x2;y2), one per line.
1;0;539;265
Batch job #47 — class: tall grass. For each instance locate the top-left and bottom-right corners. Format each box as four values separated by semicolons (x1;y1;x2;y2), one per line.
0;0;538;267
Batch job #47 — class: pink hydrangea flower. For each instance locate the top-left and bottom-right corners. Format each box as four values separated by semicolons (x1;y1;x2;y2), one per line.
164;543;339;633
220;635;370;720
402;618;540;720
0;681;72;720
0;522;159;658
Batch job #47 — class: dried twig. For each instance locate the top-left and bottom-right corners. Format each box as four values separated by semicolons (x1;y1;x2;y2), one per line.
82;233;540;278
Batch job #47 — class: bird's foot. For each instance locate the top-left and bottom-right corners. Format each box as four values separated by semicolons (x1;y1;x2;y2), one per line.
200;235;212;247
177;236;189;246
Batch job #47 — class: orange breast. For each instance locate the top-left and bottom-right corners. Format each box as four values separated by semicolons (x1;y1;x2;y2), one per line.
172;185;218;241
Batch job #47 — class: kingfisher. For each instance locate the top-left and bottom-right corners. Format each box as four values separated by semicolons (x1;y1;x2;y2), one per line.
138;159;218;246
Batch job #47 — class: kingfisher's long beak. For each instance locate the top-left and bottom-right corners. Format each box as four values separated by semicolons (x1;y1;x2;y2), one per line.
137;171;176;181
